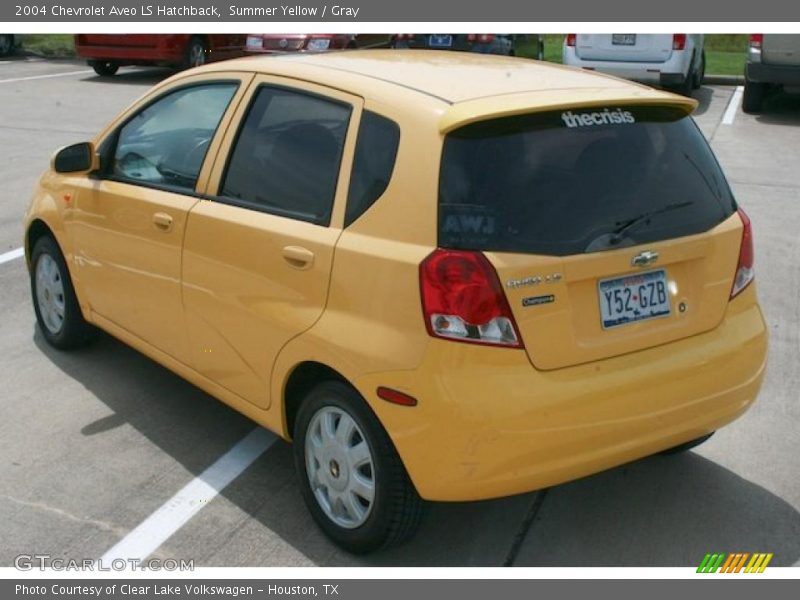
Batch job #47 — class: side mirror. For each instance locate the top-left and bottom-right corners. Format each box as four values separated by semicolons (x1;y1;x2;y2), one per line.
52;142;99;174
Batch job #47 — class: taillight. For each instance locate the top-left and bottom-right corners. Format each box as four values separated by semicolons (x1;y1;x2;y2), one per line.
672;34;687;50
749;34;764;49
419;249;522;348
467;34;494;44
566;33;577;47
731;208;755;299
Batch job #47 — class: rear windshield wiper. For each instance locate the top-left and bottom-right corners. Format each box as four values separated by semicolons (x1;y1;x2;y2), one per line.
609;200;694;245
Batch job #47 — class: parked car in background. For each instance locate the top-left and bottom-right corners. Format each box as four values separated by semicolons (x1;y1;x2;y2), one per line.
26;50;766;553
744;34;800;113
0;34;19;57
245;34;390;55
74;34;247;76
391;34;537;57
563;34;705;95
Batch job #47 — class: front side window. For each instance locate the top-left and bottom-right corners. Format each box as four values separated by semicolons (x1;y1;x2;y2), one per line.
220;86;352;225
112;83;237;191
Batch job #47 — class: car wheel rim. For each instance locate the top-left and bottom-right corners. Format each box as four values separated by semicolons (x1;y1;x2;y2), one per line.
35;254;66;335
305;406;375;529
190;44;205;67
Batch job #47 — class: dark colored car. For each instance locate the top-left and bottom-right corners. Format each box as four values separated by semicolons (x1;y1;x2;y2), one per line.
0;34;18;57
244;34;390;54
391;34;537;57
74;34;247;76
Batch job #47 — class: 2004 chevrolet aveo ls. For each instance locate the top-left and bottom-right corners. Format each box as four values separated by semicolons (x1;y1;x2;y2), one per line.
25;50;767;553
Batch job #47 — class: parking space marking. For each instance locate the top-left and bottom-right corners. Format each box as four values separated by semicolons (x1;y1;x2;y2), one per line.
722;86;745;125
0;247;24;264
101;427;276;563
0;69;92;84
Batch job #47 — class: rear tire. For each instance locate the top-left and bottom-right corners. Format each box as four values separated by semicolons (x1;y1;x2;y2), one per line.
660;432;714;455
293;381;424;553
692;51;705;90
743;79;765;113
30;236;95;350
91;61;119;77
184;36;207;69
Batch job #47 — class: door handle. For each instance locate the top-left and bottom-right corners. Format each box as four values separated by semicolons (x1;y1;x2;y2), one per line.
153;212;173;231
282;246;315;270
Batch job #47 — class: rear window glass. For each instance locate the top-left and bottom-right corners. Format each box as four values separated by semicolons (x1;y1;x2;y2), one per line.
439;106;736;256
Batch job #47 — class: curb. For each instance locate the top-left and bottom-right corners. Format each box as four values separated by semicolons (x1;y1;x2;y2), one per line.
704;74;745;86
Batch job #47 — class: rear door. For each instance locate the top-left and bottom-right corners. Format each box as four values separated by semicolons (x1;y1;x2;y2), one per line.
575;33;674;63
761;34;800;66
438;105;741;370
182;77;361;409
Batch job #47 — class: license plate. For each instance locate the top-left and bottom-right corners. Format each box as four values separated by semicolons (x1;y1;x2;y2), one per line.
598;269;670;329
612;34;637;46
429;34;453;48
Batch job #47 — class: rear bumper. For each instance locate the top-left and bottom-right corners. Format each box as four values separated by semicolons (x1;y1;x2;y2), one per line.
359;286;767;501
76;44;184;65
563;48;691;85
746;62;800;85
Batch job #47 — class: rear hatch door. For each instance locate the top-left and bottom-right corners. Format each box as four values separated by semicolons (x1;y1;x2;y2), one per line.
439;105;741;370
575;33;674;63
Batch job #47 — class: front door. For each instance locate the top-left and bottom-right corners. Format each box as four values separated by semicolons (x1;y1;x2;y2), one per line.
70;77;247;363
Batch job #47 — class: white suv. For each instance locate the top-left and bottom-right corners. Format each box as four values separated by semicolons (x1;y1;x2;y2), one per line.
563;34;705;96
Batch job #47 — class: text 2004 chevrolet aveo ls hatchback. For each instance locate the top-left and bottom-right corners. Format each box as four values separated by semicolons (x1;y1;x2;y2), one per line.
25;51;767;553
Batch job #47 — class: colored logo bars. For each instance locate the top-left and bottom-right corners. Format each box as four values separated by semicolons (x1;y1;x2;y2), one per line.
697;553;773;573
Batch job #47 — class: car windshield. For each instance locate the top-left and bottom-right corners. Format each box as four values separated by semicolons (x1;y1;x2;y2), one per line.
439;106;736;256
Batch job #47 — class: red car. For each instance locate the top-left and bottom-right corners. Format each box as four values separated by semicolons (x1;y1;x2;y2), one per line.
244;34;389;54
74;34;247;76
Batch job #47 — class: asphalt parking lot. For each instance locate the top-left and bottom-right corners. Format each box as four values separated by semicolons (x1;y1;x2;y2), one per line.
1;57;799;568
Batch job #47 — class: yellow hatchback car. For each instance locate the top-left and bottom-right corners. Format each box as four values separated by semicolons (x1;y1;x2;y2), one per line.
25;51;767;553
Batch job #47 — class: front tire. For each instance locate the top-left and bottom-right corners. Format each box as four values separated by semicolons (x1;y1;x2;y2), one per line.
30;236;94;350
91;61;119;76
293;381;423;553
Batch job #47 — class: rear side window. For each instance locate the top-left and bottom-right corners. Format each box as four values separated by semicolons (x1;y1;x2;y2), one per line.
439;106;736;256
345;111;400;227
112;83;237;192
220;86;351;226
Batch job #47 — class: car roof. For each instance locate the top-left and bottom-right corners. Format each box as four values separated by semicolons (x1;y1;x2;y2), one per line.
192;49;697;130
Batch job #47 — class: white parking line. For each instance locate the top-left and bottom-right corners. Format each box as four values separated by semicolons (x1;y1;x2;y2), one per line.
101;427;277;563
722;86;745;125
0;69;93;84
0;247;24;264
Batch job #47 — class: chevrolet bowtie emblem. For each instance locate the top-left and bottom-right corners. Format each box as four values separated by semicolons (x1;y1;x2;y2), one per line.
631;250;659;267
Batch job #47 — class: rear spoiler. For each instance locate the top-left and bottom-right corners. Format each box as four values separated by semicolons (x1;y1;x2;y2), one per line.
439;87;698;134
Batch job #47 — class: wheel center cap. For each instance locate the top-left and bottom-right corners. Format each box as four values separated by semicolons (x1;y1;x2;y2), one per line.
44;289;50;301
329;459;340;479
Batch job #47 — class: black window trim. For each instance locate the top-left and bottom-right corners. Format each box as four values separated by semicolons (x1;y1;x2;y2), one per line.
95;79;241;198
209;82;354;228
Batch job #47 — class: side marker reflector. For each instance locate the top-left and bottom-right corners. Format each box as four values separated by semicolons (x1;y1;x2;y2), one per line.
377;387;418;407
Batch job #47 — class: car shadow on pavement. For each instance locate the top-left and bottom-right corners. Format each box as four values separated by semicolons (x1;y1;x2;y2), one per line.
34;329;800;567
689;85;715;116
755;93;800;126
79;68;175;87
